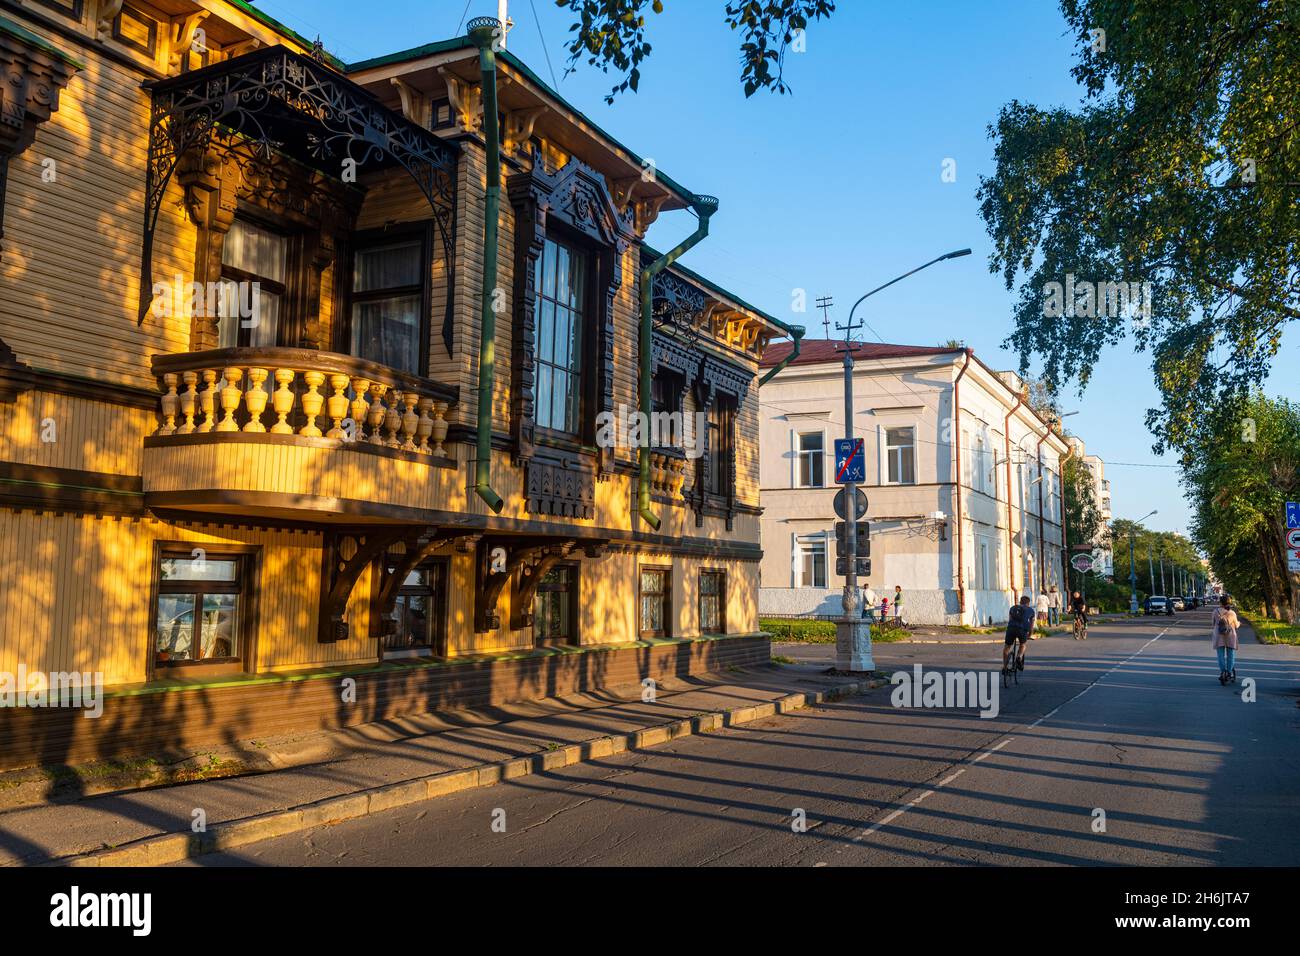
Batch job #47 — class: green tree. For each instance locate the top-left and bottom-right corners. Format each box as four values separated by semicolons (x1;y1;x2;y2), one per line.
1062;454;1102;592
977;0;1300;453
1185;395;1300;621
556;0;835;102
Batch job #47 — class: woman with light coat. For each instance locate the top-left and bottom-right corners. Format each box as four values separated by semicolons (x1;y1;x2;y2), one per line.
1211;595;1240;685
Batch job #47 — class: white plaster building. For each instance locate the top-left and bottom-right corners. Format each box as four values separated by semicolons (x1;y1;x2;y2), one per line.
758;341;1072;626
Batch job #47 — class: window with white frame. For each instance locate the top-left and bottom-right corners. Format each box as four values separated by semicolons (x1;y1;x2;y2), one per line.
885;426;916;484
975;434;988;493
796;431;824;487
796;536;827;588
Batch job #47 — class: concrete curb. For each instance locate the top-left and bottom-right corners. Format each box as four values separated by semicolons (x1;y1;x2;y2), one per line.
50;677;886;868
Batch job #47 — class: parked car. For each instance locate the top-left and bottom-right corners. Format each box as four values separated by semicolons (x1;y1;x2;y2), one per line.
1144;596;1173;615
1171;596;1186;611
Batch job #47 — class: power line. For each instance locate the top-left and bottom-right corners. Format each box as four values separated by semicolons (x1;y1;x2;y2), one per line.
527;0;561;88
456;0;473;35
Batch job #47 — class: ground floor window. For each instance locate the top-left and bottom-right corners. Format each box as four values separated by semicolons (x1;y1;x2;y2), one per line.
796;536;827;588
154;550;246;667
383;559;447;654
534;564;578;645
699;569;725;634
639;566;671;637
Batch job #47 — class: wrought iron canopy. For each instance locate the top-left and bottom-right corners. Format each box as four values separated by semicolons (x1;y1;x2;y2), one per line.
138;45;459;324
650;268;709;345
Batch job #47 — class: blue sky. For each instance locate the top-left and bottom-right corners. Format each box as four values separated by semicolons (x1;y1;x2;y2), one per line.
257;0;1296;536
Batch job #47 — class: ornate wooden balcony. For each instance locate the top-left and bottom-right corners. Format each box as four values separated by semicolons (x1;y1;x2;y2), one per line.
142;348;462;523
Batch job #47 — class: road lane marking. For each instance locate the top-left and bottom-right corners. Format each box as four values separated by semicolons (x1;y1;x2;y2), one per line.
848;625;1172;844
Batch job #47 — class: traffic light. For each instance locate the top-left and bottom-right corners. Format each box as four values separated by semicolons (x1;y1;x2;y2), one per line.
834;520;871;559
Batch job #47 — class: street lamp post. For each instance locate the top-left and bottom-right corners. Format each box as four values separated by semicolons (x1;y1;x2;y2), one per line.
1129;509;1157;614
834;247;971;673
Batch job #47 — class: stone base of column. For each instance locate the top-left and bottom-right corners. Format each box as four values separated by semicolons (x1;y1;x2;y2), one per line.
835;617;875;672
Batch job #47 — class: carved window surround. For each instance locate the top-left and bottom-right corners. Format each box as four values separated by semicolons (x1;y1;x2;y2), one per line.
0;20;78;257
650;328;752;527
177;132;364;352
507;151;637;516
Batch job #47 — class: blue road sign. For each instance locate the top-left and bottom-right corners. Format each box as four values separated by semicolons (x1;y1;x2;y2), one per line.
1288;501;1300;529
834;438;866;484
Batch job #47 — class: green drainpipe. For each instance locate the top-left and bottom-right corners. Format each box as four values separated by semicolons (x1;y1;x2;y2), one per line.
758;324;805;386
638;195;718;531
469;18;504;513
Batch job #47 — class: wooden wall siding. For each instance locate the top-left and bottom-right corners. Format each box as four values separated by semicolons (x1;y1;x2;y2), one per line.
0;512;382;685
0;634;771;772
0;390;153;475
0;22;194;391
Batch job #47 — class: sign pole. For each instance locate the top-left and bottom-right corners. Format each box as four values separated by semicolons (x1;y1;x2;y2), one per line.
835;344;873;671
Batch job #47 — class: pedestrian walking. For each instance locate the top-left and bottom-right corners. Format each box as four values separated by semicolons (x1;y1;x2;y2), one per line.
893;585;903;622
1211;595;1240;685
1036;589;1049;629
1048;586;1061;626
861;585;878;622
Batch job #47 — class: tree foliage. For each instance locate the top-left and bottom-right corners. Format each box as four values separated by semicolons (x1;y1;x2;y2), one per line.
1184;394;1300;620
556;0;835;102
977;0;1300;453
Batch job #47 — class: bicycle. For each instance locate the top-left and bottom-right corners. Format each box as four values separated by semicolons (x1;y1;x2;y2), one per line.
1002;639;1024;688
1072;614;1088;641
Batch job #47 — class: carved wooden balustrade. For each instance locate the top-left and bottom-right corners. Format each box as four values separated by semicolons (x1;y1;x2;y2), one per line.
648;446;689;498
150;348;458;457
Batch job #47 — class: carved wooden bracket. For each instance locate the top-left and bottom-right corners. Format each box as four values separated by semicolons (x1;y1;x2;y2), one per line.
170;11;210;69
503;106;547;155
390;76;430;127
510;541;579;630
318;528;411;643
634;195;668;234
440;70;481;133
96;1;126;41
370;528;475;638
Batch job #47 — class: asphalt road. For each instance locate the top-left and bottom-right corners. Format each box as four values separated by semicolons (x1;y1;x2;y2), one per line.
184;609;1300;866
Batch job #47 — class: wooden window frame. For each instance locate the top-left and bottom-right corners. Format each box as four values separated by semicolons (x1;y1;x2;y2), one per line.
33;0;84;21
374;554;448;657
218;213;303;348
532;228;596;444
705;393;737;499
147;542;261;679
340;222;434;378
113;5;159;58
638;564;672;639
532;561;580;647
699;568;726;635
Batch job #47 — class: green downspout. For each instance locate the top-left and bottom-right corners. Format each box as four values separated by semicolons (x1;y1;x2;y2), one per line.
758;325;805;386
469;18;504;513
638;196;718;530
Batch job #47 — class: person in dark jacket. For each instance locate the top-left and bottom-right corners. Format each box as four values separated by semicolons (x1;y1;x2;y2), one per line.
1003;595;1035;673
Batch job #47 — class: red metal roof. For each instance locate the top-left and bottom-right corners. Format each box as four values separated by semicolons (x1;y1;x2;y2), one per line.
759;338;963;369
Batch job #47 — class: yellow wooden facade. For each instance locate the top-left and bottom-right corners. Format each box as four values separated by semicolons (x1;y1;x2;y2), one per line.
0;1;789;692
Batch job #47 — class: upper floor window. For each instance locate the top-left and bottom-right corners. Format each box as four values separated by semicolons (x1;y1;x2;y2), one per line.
219;218;285;349
706;394;737;496
797;431;824;487
350;234;426;375
534;235;588;435
651;369;685;446
885;426;916;484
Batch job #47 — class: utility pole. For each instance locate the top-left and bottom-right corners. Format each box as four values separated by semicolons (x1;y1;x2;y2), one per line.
1148;543;1155;593
1160;550;1167;595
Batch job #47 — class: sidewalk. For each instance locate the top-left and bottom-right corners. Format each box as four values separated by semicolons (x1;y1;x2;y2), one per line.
0;664;883;867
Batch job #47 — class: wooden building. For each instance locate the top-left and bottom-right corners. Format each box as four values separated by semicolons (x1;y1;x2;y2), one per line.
0;0;795;770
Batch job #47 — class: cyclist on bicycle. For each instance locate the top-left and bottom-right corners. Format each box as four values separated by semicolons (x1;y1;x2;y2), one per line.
1070;591;1088;640
1003;595;1035;673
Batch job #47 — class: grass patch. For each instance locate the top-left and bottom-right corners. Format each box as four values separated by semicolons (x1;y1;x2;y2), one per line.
871;627;909;643
771;655;796;664
1251;617;1300;645
761;619;837;643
